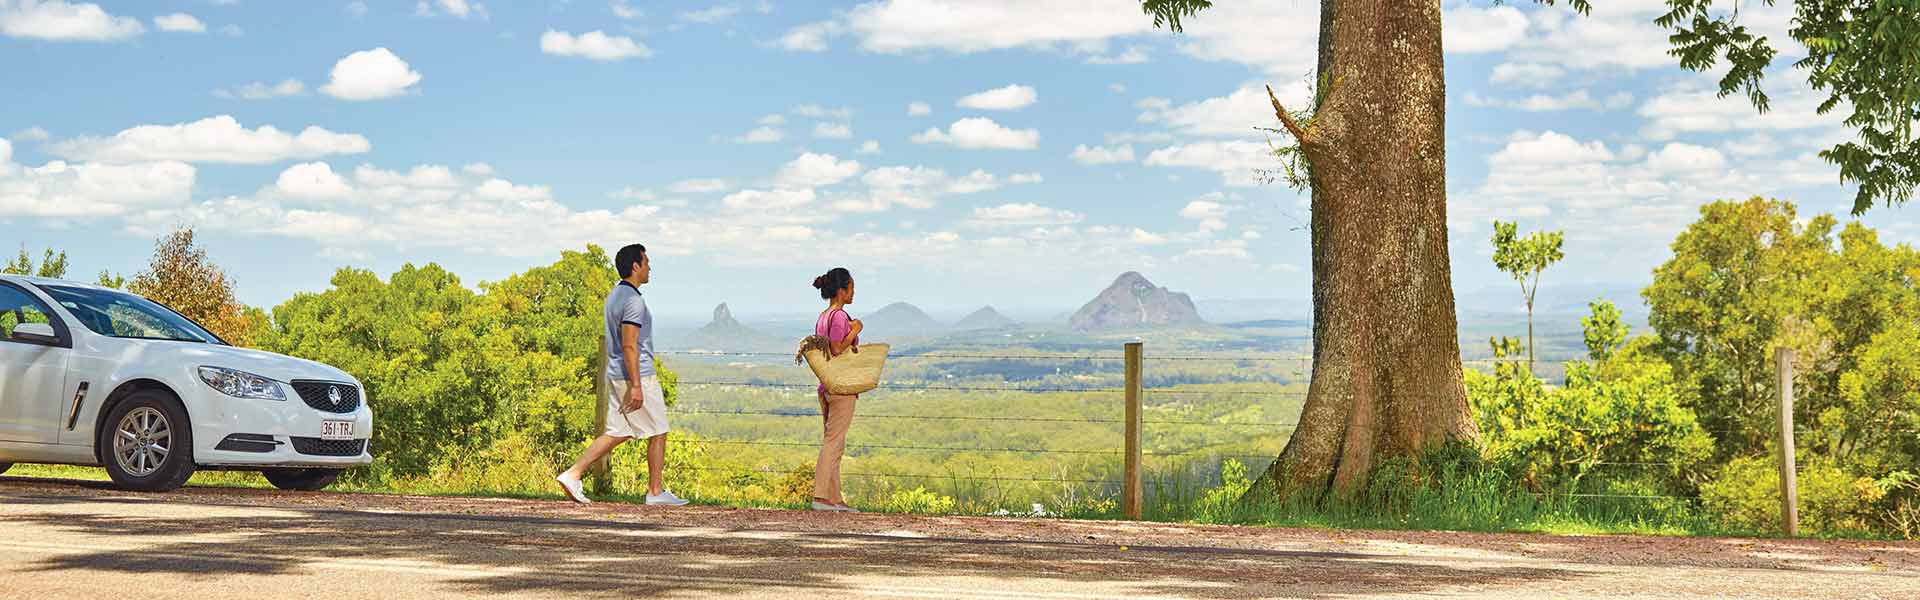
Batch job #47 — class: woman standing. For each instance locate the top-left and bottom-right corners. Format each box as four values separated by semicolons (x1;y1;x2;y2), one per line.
810;267;863;512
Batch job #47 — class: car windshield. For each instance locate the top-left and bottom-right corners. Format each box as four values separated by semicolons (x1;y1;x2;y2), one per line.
39;285;225;345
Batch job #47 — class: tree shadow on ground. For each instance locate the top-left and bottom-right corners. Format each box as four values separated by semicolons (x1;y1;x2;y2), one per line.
1;480;1590;599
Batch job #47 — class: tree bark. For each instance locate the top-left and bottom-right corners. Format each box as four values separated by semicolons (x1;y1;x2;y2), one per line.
1250;0;1478;498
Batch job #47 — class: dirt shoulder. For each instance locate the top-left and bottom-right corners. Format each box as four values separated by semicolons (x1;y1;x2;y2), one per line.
3;476;1915;599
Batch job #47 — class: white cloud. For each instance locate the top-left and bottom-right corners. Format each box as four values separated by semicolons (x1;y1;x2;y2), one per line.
910;117;1039;150
1129;228;1167;245
153;12;205;33
858;140;881;154
51;115;371;164
907;101;932;116
758;114;786;126
1070;143;1134;165
1508;0;1713;71
833;165;1009;213
669;178;732;193
956;84;1038;111
964;203;1083;229
0;145;195;218
415;0;485;19
1456;129;1842;243
462;162;494;176
607;186;656;201
722;187;815;210
610;0;641;19
679;4;739;23
792;104;853;120
0;0;143;42
1009;173;1042;184
729;126;784;144
347;1;369;18
843;0;1154;54
275;162;353;199
354;164;457;188
1644;142;1726;174
1637;69;1848;140
474;177;551;203
219;23;241;36
813;122;854;139
1180;239;1251;260
1085;46;1148;65
541;30;652;61
1142;140;1271;186
775;20;839;52
1179;196;1231;220
1464;90;1634;112
215;78;307;100
774;152;862;188
1488;130;1615;165
321;47;423;100
1160;2;1319;74
1137;81;1309;138
10;127;49;142
1442;5;1526;54
1490;63;1564;88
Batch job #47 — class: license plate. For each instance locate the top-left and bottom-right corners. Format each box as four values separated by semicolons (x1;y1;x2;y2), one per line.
320;420;355;440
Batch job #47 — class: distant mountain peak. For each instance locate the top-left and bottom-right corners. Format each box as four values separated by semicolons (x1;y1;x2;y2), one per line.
711;302;737;326
955;305;1018;330
1069;272;1206;331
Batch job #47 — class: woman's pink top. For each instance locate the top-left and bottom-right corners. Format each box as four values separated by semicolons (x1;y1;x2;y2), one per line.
815;308;856;396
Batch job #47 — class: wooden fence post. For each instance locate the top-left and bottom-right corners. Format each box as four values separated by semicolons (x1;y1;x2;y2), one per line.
590;333;612;495
1123;342;1144;520
1776;347;1798;537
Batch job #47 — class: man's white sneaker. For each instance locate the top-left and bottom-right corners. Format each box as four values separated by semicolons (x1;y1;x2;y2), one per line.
645;490;690;506
811;500;841;512
555;474;590;504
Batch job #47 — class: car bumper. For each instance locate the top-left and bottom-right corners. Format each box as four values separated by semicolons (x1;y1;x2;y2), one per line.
189;385;375;468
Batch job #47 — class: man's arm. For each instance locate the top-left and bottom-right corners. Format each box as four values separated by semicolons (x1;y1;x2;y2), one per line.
622;322;644;386
622;322;644;409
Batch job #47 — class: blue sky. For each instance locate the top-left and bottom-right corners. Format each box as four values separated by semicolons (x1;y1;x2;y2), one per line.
2;0;1913;321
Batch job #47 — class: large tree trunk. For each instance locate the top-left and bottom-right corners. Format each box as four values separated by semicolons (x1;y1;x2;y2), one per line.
1251;0;1478;497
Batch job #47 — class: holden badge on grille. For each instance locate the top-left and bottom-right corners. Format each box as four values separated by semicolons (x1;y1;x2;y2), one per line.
327;386;343;406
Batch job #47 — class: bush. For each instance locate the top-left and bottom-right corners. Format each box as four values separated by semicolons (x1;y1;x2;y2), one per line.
880;487;958;514
1701;455;1882;535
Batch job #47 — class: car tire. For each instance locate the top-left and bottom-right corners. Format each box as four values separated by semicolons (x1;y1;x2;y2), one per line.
262;468;341;491
99;390;196;492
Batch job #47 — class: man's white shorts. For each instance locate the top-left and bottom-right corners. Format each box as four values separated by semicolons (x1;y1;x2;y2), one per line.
604;376;669;439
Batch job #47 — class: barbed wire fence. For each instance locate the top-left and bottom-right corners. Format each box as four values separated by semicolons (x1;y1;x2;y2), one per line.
627;348;1781;517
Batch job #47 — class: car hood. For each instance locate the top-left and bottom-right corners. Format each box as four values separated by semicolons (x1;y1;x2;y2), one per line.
167;343;359;385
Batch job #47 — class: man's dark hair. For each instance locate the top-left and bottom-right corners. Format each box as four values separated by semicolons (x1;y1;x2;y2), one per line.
615;244;647;279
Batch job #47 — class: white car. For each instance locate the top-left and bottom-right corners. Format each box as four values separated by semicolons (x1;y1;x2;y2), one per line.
0;275;373;492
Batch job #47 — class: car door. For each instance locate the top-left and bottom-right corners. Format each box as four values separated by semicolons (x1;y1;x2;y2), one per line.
0;282;73;445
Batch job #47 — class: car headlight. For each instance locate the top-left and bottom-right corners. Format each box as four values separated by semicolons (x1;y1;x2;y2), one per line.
198;366;287;401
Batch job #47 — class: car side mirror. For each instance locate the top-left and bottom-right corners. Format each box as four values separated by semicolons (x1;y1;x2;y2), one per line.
10;322;59;345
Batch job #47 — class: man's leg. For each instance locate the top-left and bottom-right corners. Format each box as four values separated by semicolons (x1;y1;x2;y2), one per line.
562;434;630;481
645;434;666;496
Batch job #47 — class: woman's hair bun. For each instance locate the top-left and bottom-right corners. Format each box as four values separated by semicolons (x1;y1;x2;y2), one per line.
812;275;827;289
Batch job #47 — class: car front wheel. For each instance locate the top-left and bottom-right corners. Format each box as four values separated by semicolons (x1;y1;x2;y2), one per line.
100;391;196;492
263;468;341;491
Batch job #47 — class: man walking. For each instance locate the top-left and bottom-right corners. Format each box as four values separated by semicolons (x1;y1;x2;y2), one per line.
555;243;688;506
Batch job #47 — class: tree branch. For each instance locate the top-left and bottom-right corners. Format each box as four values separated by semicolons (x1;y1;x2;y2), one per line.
1266;84;1310;143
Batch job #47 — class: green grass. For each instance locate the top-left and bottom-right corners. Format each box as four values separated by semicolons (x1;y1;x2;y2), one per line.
0;461;1728;537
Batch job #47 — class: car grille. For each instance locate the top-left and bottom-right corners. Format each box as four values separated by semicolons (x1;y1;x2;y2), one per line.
290;437;366;457
290;380;361;414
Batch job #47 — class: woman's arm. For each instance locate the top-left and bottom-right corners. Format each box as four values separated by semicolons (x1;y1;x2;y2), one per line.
829;315;862;356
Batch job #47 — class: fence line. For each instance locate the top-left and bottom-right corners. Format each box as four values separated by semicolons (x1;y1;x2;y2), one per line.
667;408;1297;428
